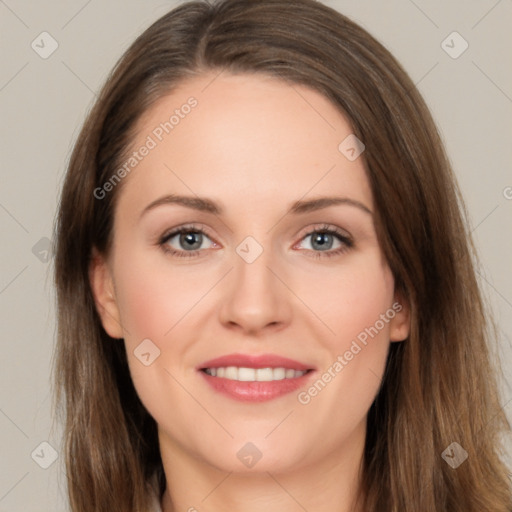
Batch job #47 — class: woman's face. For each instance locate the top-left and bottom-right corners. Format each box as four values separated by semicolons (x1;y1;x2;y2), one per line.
91;71;410;475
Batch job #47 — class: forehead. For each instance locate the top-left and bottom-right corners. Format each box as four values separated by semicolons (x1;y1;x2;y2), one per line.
116;71;373;217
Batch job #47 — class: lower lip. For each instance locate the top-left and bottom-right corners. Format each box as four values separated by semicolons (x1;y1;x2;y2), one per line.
199;370;314;402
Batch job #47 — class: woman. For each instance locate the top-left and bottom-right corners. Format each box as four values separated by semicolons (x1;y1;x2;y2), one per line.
53;0;512;510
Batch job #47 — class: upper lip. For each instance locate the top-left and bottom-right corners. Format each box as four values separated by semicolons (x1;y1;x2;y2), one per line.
198;353;315;371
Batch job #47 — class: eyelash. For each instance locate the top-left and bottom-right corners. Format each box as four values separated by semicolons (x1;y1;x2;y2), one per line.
158;223;354;260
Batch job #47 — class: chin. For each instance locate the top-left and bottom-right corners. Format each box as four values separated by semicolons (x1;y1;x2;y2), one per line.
199;436;307;475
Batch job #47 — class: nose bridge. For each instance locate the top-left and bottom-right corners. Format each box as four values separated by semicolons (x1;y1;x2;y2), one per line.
235;239;272;290
219;233;290;332
233;234;278;303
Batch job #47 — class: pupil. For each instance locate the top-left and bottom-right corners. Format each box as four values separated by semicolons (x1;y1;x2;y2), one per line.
312;232;332;250
181;232;201;250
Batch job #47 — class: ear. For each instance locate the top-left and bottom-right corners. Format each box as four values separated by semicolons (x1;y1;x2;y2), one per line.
89;248;124;339
389;288;411;342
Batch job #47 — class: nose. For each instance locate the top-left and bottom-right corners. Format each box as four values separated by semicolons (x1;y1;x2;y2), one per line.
218;243;292;335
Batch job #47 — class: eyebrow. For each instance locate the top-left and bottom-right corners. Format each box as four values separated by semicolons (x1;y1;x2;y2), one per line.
140;194;373;218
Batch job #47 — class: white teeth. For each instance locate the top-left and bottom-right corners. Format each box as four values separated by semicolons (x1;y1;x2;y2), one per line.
256;368;273;381
273;367;286;380
285;369;295;378
238;367;255;381
204;366;308;381
224;366;238;380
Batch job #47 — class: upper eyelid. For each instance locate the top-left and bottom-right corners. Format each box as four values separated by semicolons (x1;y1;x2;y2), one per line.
301;223;351;238
160;223;211;239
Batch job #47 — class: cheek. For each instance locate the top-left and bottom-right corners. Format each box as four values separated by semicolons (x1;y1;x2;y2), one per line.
111;251;196;428
111;249;216;417
314;258;394;405
301;255;395;407
113;249;209;345
293;263;394;445
304;253;395;348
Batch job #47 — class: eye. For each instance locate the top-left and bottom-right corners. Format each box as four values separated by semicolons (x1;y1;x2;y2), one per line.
159;224;216;258
295;224;353;259
158;223;353;260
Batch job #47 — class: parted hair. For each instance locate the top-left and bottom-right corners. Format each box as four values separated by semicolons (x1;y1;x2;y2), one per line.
53;0;512;511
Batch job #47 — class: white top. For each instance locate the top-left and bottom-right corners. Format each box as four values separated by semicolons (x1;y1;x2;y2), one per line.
150;493;162;512
148;474;163;512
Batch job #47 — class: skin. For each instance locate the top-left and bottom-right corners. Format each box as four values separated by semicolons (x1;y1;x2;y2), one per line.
90;71;410;512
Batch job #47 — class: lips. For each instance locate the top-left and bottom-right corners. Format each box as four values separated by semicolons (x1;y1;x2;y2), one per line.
198;353;314;372
197;353;316;402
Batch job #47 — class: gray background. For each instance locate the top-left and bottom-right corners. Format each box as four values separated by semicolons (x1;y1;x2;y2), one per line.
1;0;511;510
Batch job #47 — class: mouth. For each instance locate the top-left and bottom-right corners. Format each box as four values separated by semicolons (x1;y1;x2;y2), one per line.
197;353;316;402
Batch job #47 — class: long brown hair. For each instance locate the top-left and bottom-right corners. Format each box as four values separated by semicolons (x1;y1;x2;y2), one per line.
52;0;512;510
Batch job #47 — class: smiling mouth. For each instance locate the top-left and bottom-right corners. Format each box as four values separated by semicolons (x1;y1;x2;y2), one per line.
198;353;316;401
201;366;312;382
